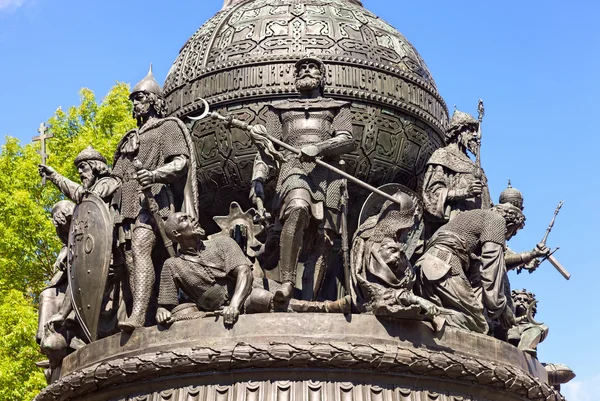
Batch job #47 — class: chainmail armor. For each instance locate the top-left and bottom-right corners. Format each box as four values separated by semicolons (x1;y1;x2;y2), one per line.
441;209;507;252
265;104;353;215
158;237;251;310
112;119;190;220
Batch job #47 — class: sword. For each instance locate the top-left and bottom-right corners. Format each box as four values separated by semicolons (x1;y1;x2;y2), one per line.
209;112;405;206
133;158;176;258
538;201;570;280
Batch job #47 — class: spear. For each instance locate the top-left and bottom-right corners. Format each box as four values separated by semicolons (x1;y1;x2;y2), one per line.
209;112;405;206
475;99;484;179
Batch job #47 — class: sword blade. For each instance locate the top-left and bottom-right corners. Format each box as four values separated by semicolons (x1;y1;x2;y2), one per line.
547;254;570;280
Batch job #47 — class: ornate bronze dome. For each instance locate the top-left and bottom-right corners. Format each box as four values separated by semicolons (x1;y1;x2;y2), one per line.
164;0;449;231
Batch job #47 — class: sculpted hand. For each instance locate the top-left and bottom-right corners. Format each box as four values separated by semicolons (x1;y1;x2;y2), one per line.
299;145;319;163
533;243;551;258
136;169;155;187
38;164;56;178
249;180;265;208
222;305;240;327
156;307;172;325
47;313;65;327
467;180;483;197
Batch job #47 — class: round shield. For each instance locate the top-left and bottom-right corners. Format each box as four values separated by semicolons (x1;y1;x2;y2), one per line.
358;183;424;260
67;192;113;341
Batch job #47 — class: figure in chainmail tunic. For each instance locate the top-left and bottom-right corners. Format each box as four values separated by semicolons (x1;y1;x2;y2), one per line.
156;212;351;327
111;66;199;331
421;109;492;244
414;204;525;334
249;57;356;302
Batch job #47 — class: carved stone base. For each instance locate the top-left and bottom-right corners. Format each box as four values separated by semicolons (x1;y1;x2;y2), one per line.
34;314;565;401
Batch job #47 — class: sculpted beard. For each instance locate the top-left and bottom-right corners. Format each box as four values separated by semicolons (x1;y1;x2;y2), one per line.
133;101;152;120
80;170;95;189
295;75;321;92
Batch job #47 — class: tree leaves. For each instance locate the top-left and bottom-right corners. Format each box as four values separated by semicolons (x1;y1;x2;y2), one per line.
0;83;135;400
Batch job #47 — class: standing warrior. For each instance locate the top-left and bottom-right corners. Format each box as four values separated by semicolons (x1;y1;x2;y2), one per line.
249;56;356;301
422;109;491;237
39;146;119;204
111;66;198;331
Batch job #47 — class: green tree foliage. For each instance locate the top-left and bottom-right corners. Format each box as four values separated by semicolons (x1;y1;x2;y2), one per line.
0;83;135;400
0;290;48;401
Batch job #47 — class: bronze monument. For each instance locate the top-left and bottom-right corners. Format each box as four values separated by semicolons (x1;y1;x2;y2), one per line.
32;1;574;401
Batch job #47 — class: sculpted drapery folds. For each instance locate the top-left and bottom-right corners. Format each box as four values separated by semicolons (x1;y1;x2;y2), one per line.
350;191;441;324
36;201;84;383
249;56;356;302
422;109;491;236
111;66;199;331
415;203;525;334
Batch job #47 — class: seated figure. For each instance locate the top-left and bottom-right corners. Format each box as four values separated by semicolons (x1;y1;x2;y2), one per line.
350;191;441;326
156;212;349;327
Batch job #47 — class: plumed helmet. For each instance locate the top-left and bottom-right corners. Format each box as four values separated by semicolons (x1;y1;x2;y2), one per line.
73;146;107;166
499;180;524;210
446;108;478;141
294;56;327;89
130;64;163;99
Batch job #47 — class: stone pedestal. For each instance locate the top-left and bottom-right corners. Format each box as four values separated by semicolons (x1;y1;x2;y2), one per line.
34;314;563;401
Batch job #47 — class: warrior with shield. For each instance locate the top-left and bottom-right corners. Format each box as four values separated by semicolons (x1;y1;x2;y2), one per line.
350;191;441;325
248;56;356;302
111;66;199;331
39;146;119;204
415;203;525;334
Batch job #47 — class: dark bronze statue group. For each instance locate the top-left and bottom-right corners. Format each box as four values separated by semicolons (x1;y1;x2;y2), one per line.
35;57;568;383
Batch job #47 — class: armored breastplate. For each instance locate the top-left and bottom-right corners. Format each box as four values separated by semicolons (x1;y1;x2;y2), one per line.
280;109;335;147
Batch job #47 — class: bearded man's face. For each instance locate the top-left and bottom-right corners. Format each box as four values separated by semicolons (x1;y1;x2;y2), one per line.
295;61;322;92
132;91;153;120
77;162;95;189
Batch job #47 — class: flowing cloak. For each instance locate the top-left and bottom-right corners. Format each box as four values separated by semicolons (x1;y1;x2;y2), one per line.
350;214;415;311
422;146;491;222
415;209;509;334
111;117;199;227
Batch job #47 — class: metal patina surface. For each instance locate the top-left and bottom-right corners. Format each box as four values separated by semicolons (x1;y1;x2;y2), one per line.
67;193;112;341
36;314;561;401
163;0;448;232
32;1;574;400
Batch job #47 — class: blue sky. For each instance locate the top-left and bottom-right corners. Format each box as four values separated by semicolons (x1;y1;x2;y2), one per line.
1;1;598;399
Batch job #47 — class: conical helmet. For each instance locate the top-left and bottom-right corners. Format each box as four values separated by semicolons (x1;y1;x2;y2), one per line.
499;180;524;210
73;146;107;166
130;64;163;99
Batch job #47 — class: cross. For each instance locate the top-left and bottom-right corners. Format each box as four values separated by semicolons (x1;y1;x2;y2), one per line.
33;122;54;185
